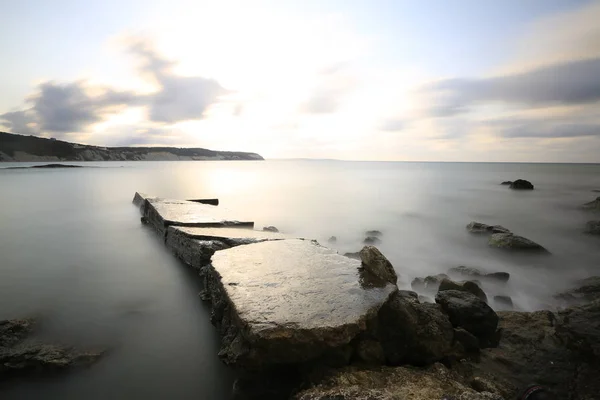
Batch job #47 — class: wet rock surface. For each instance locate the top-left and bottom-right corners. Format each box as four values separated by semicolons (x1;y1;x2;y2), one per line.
488;233;548;252
165;226;285;270
509;179;534;190
0;318;102;378
466;222;510;234
584;220;600;234
205;239;397;369
435;290;499;347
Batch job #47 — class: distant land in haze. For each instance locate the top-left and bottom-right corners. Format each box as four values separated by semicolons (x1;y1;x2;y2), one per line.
0;132;264;162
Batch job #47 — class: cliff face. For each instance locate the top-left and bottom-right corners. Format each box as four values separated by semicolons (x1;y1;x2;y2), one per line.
0;132;264;162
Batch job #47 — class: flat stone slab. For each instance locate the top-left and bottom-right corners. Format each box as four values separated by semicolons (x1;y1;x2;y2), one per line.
166;226;287;270
173;226;285;241
208;239;397;367
144;197;254;235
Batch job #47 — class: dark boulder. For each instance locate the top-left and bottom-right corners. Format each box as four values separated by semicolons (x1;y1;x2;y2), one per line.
509;179;534;190
500;181;512;185
584;221;600;235
466;308;600;399
488;233;548;252
262;226;279;232
466;222;510;234
435;290;499;347
439;278;488;302
363;236;381;245
359;245;398;286
377;291;454;365
454;327;480;352
365;230;382;236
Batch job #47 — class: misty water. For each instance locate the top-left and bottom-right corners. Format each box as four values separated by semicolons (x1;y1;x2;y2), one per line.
1;160;599;399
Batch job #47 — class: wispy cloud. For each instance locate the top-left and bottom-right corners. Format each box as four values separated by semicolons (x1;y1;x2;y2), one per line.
1;38;228;137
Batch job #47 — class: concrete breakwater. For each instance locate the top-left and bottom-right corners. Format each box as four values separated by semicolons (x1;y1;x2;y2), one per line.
132;192;600;400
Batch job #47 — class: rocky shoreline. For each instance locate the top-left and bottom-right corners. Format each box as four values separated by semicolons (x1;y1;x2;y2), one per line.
130;192;600;399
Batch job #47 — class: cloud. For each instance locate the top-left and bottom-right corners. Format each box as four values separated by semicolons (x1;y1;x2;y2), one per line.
1;81;137;135
128;40;228;123
0;110;37;134
426;57;600;116
1;38;228;136
486;115;600;139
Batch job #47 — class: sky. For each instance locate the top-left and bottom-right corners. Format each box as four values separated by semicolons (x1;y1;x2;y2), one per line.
1;0;599;162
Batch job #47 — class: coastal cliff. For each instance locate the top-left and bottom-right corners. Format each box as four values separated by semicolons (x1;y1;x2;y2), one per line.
0;131;264;162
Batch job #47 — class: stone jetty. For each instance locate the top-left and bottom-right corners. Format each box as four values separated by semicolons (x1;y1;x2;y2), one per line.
133;193;397;370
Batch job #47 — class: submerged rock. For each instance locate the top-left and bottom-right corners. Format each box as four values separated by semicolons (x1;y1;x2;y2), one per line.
584;220;600;235
555;276;600;305
500;181;512;185
327;236;337;243
449;266;510;284
343;251;361;260
359;246;398;287
204;239;397;369
582;196;600;210
488;233;548;252
0;318;102;377
435;290;499;347
439;278;488;302
411;274;449;293
493;296;513;310
363;236;381;245
509;179;534;190
466;222;510;234
365;230;382;237
262;226;279;233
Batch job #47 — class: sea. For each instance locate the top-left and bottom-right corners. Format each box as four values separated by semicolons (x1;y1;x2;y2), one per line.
1;160;599;399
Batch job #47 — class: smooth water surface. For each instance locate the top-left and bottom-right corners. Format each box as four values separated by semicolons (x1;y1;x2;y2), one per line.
1;160;599;399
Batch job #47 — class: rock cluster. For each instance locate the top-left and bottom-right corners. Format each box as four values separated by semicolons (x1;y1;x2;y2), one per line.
466;221;548;252
0;318;102;377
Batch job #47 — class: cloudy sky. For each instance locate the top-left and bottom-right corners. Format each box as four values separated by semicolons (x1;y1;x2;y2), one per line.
1;0;599;161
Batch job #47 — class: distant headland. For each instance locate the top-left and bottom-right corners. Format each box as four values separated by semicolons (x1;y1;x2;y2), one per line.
0;131;264;162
